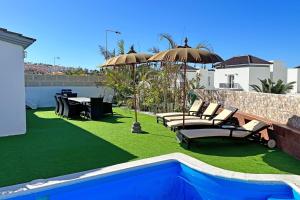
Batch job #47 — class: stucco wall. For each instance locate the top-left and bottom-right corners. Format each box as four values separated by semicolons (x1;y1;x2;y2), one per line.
248;66;270;88
270;61;287;83
24;74;113;108
25;74;103;87
214;67;250;90
195;89;300;128
196;69;215;90
287;68;300;93
0;40;26;136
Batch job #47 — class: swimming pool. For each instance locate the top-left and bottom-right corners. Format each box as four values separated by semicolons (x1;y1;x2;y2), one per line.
1;153;300;200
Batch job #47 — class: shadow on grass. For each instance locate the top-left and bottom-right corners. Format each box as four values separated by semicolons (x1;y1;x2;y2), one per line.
0;110;136;187
262;151;300;174
183;137;300;174
187;138;266;157
100;113;132;124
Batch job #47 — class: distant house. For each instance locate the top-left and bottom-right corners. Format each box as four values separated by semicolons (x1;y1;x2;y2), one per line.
0;28;35;137
214;55;287;91
179;65;198;81
177;65;214;89
196;68;215;90
287;66;300;93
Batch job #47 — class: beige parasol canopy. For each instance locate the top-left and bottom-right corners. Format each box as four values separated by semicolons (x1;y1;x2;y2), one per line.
102;46;152;133
148;42;222;64
102;47;152;67
148;38;223;128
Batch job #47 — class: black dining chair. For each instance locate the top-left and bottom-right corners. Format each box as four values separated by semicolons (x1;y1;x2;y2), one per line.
61;97;82;119
57;96;64;116
103;95;113;115
85;97;103;120
54;95;60;114
63;93;78;97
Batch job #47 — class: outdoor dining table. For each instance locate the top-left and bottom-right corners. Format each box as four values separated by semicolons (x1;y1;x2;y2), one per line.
68;97;91;105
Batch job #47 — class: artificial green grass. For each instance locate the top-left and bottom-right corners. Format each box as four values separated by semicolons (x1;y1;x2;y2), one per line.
0;107;300;187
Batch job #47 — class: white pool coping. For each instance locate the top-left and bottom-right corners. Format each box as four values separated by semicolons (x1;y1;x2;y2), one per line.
0;152;300;199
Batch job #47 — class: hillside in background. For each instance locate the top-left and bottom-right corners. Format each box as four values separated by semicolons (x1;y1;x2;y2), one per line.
25;62;99;75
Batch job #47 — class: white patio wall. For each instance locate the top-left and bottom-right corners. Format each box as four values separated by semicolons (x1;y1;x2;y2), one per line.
25;86;114;108
0;40;26;137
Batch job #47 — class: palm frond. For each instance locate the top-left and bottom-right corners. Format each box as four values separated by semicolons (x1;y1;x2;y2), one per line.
195;41;214;52
250;84;262;92
251;78;295;94
148;46;160;53
99;45;114;59
117;40;125;55
159;33;177;49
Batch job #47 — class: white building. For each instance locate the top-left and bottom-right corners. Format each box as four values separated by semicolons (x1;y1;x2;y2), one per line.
177;66;214;89
214;55;287;91
287;67;300;93
270;60;287;83
0;28;35;137
196;68;215;90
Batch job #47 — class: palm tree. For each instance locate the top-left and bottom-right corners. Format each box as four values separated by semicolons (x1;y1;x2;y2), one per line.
250;79;295;94
159;33;214;52
117;39;125;55
99;39;125;59
99;45;115;60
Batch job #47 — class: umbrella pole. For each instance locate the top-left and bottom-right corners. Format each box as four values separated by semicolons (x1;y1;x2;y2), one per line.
133;64;138;122
131;64;141;133
182;62;187;129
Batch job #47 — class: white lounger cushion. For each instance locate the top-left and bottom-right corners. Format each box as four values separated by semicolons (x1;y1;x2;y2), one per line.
164;102;220;122
167;108;235;128
201;103;220;119
156;112;184;118
167;118;213;127
189;99;203;112
241;120;267;132
156;100;203;118
164;115;201;122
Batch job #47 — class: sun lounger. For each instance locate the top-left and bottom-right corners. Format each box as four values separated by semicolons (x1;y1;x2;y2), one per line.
167;107;238;130
176;120;276;149
163;102;221;123
156;99;205;123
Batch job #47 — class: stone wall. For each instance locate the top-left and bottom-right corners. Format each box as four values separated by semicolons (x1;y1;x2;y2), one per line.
195;89;300;129
25;74;104;87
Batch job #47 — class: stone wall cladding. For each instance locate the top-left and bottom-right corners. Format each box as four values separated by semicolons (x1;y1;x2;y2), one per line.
195;89;300;129
25;74;104;87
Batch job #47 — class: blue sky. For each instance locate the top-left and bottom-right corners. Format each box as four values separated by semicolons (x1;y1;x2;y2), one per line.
1;0;300;69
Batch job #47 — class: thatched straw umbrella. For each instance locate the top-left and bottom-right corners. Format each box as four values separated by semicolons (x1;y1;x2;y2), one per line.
102;46;152;133
148;38;223;128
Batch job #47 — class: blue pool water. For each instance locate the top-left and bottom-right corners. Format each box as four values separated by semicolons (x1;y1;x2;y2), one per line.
6;161;300;200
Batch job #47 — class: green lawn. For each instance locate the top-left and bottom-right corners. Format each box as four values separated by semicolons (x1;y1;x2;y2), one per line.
0;107;300;187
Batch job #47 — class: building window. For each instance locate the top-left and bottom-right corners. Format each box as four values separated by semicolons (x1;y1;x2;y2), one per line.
208;76;211;86
228;74;235;88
